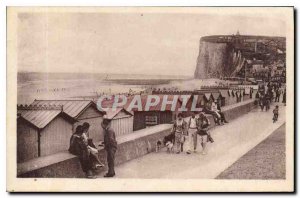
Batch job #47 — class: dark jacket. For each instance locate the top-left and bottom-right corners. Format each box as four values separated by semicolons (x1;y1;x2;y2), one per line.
217;103;221;111
68;134;87;156
197;115;210;136
104;128;118;150
68;134;92;172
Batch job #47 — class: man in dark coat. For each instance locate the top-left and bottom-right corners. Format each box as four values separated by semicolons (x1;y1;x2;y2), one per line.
282;89;286;104
275;89;281;102
101;118;118;177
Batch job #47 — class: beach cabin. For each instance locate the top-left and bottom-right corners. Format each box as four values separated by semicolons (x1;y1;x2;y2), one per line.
31;100;105;142
99;95;180;132
17;105;76;163
219;90;229;106
104;108;134;137
124;95;180;131
132;111;174;131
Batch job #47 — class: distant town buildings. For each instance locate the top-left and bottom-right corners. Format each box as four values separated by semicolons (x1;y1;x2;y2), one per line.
195;32;286;80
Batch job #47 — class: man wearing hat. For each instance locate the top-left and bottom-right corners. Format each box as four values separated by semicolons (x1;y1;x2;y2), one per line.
101;116;118;177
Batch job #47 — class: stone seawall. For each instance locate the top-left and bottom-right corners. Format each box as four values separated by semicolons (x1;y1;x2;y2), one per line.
18;100;256;178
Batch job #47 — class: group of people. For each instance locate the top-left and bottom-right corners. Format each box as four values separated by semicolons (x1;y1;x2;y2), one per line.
171;102;228;155
256;81;286;111
68;119;117;179
203;100;229;126
67;82;284;178
253;81;283;123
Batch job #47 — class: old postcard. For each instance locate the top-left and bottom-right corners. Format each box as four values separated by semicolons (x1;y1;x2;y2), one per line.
7;7;294;192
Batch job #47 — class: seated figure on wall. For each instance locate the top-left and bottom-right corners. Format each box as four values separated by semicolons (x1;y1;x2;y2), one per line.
216;100;229;124
82;122;104;169
202;102;221;125
68;125;101;179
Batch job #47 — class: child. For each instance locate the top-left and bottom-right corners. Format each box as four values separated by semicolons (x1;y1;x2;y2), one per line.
273;105;279;123
82;122;104;168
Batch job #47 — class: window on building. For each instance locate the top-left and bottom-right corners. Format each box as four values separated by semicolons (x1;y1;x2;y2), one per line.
145;116;158;126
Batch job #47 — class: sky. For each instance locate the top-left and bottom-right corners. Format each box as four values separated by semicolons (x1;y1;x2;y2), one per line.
17;10;286;76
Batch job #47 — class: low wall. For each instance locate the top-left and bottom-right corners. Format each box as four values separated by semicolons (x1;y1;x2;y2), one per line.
18;99;256;178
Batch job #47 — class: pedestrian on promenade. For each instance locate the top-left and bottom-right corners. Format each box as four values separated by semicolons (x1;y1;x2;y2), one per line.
259;94;265;111
255;91;260;99
254;91;260;105
239;91;243;102
273;105;279;123
186;113;198;154
101;118;118;177
172;113;187;154
197;112;211;155
68;125;95;178
275;89;281;102
282;89;286;104
265;93;271;111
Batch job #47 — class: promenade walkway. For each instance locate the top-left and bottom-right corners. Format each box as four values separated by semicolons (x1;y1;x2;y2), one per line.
216;124;286;179
97;103;286;179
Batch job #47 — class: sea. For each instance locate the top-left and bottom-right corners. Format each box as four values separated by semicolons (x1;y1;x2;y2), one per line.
17;72;192;104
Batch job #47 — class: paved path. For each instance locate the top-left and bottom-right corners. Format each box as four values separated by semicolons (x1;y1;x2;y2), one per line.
216;124;285;179
98;102;286;179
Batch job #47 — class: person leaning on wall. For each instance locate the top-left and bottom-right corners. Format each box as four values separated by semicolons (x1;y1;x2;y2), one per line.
68;125;95;178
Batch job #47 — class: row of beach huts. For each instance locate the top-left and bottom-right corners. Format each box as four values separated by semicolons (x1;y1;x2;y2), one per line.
17;87;255;163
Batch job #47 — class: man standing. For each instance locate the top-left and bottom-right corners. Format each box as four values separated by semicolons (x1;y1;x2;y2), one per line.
275;89;281;102
101;118;118;177
187;113;198;154
172;113;187;154
282;89;286;104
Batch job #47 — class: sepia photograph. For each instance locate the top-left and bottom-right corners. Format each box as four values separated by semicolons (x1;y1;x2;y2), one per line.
6;6;294;192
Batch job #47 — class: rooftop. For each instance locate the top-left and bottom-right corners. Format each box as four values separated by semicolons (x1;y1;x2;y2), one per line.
17;105;75;129
31;100;102;118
